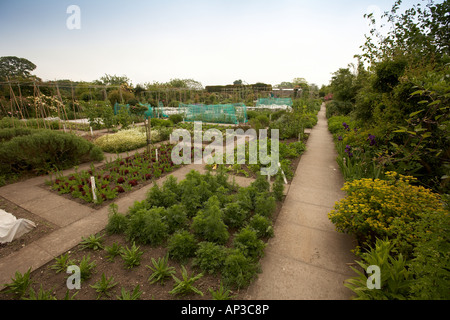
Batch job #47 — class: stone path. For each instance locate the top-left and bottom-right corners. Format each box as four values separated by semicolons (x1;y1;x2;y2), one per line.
243;103;356;300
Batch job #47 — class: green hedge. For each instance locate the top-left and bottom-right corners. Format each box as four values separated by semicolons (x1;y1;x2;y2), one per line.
0;130;104;175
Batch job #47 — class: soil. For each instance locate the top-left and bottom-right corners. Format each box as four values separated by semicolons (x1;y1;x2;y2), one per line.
0;196;58;259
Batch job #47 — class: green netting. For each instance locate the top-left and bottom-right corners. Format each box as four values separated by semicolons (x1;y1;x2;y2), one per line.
179;103;247;124
256;98;293;106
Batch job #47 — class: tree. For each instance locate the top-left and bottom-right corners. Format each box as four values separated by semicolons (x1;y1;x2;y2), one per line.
233;80;243;86
0;56;37;80
96;74;131;87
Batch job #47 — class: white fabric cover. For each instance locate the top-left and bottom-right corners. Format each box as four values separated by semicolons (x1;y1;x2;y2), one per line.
0;209;36;244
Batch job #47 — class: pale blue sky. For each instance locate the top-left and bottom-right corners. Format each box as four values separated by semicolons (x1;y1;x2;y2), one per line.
0;0;421;87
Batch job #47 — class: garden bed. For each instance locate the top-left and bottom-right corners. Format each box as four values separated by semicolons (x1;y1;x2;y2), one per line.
1;169;287;300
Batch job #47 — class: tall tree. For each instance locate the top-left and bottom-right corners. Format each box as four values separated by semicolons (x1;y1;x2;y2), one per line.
0;56;37;80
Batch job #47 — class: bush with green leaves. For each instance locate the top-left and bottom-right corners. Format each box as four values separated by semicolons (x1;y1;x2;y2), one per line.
248;214;274;239
167;230;198;262
272;172;285;201
125;208;169;246
254;192;276;218
232;226;266;260
191;198;229;245
0;129;103;175
105;204;128;235
163;204;188;234
192;241;228;275
223;202;248;229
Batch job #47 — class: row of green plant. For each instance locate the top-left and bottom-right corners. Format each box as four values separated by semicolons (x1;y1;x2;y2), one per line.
0;128;104;186
3;168;285;300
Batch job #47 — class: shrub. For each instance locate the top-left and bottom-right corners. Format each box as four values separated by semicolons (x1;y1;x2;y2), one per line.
191;199;229;244
328;172;447;257
223;202;248;229
344;239;411;300
163;204;188;234
232;226;266;260
125;208;169;246
169;114;183;124
192;241;228;275
254;192;276;218
272;172;285;201
248;214;274;239
94;128;148;153
222;249;260;289
105;204;128;235
167;230;198;262
0;130;103;175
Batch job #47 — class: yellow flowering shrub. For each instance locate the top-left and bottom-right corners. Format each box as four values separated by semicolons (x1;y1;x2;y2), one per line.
95;128;159;153
328;172;447;257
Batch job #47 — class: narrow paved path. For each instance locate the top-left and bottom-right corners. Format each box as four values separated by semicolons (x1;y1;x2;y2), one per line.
244;103;356;300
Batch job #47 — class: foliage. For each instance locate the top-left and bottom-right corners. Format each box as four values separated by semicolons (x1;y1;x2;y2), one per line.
191;196;229;244
147;255;176;285
248;214;274;239
272;172;285;201
254;192;276;218
209;282;236;300
104;242;122;262
223;201;248;229
117;285;143;300
232;226;266;260
24;285;57;300
105;204;128;235
78;254;97;281
167;230;198;262
2;268;33;299
94;127;147;153
222;249;260;289
328;172;447;257
50;253;75;274
120;242;144;269
125;208;169;246
345;239;411;300
0;56;36;80
90;273;118;300
169;266;204;297
192;241;228;275
0;129;103;176
79;233;105;251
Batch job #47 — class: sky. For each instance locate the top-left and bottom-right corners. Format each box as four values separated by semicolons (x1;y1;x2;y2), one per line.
0;0;421;88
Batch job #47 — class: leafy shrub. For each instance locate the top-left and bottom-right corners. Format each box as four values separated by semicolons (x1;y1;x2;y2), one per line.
125;208;169;246
169;114;183;124
192;200;229;244
192;241;228;275
254;192;276;218
232;226;266;260
163;204;188;234
328;172;447;257
0;130;103;175
223;202;248;229
94;128;148;153
0;127;34;142
272;172;285;201
222;249;260;289
248;214;274;239
105;204;128;235
167;230;198;262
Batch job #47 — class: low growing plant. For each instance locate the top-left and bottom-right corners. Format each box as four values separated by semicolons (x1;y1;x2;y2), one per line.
169;266;204;297
147;255;176;285
90;273;118;300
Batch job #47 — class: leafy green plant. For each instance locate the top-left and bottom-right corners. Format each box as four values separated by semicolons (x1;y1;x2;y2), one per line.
169;266;204;297
90;273;118;300
192;203;229;245
248;214;274;239
192;241;228;275
125;208;169;245
232;226;266;260
209;282;236;300
254;192;276;218
3;268;33;299
117;285;142;300
104;242;122;262
222;249;260;289
79;233;104;251
24;285;57;300
120;242;144;269
345;239;412;300
147;255;176;285
164;204;188;234
223;202;248;229
105;204;128;235
78;254;97;281
49;253;75;274
167;230;198;262
272;172;285;201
